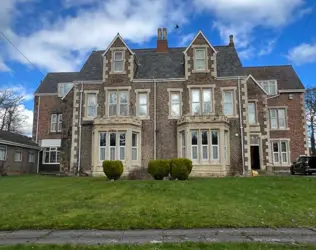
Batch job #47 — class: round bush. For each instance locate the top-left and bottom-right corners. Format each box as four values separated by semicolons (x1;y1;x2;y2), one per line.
170;159;190;180
102;160;124;180
182;158;193;173
148;160;170;180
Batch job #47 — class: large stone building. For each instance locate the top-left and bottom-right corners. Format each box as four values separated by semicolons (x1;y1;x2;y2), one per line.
32;29;307;176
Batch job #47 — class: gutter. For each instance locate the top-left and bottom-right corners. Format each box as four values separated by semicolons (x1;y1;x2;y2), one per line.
238;77;245;175
77;82;84;175
153;77;157;160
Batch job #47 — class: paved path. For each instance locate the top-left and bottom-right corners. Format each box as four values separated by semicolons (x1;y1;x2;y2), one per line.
1;228;316;246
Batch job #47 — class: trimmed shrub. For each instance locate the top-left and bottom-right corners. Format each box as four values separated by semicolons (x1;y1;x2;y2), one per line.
182;158;193;173
170;158;191;180
148;160;170;180
102;160;124;180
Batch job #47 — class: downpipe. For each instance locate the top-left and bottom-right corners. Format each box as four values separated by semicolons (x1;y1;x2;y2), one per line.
77;82;83;175
238;77;245;176
153;77;157;160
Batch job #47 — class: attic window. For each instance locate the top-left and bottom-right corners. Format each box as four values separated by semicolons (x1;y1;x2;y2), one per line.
258;80;277;95
194;48;206;71
112;51;124;73
58;83;74;97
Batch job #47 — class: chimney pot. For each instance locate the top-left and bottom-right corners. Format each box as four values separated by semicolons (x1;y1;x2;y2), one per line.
229;34;234;47
162;28;167;40
157;28;162;40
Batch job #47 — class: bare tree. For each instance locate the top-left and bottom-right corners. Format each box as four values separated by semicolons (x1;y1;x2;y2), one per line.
0;90;26;134
305;88;316;156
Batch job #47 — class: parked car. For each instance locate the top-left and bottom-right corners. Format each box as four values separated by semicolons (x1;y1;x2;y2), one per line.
290;156;316;175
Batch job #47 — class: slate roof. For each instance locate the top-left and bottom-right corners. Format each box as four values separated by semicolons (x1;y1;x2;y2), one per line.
0;130;39;148
244;65;304;90
35;72;79;94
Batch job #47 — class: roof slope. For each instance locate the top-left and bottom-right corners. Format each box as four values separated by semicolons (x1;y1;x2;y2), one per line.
215;46;244;77
244;65;304;90
35;72;79;94
0;130;39;148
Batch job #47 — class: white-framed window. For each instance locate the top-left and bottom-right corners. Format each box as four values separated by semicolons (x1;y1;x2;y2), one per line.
51;114;62;132
28;151;35;163
180;131;186;158
170;92;181;117
14;150;22;162
191;130;198;161
248;102;256;125
191;88;212;115
132;133;138;161
43;147;60;164
58;83;74;97
224;131;228;161
87;93;97;117
211;131;219;160
99;132;107;161
0;146;6;161
194;48;206;70
269;108;286;129
259;80;277;95
51;114;57;132
99;132;127;161
223;90;234;116
201;130;209;161
108;91;129;116
189;129;219;163
272;140;289;165
137;93;148;117
58;114;62;132
112;51;124;72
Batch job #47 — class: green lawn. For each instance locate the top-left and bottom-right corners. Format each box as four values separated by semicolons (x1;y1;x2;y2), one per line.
0;176;316;229
1;244;316;250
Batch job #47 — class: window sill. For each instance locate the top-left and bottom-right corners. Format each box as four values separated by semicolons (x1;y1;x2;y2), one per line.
83;117;96;121
192;69;210;73
109;71;127;75
50;131;62;134
14;160;22;162
250;123;260;126
168;116;180;120
139;116;150;120
225;115;238;119
42;162;60;165
270;128;290;131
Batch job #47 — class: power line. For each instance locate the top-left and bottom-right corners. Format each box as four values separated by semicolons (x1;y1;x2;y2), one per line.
0;30;46;77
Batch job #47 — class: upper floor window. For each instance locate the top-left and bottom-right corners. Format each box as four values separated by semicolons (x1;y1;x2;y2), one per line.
223;90;235;116
87;93;97;117
58;83;74;97
51;114;62;132
138;93;148;118
169;91;182;118
269;108;286;129
191;88;212;115
194;48;206;71
259;80;277;95
248;102;257;125
112;51;124;73
0;146;6;161
108;91;128;116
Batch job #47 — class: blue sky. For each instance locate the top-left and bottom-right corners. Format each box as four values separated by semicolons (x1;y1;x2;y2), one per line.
0;0;316;135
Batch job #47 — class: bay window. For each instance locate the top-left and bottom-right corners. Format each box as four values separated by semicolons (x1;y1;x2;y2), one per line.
224;131;228;161
108;91;129;116
132;133;138;161
191;88;212;115
269;108;286;129
194;48;206;71
248;102;256;124
223;90;234;116
189;129;220;163
99;132;107;161
180;131;186;158
272;140;290;165
43;147;60;164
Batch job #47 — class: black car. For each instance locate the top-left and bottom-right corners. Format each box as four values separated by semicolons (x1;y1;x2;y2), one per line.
290;156;316;175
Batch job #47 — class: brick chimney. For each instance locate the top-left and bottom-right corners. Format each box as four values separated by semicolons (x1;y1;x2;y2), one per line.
157;28;168;52
229;34;234;47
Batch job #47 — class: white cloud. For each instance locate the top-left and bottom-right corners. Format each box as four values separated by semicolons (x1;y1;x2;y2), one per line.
63;0;101;8
0;61;11;72
287;43;316;65
178;33;195;47
238;47;255;60
258;39;277;56
3;0;188;72
193;0;308;49
17;104;33;136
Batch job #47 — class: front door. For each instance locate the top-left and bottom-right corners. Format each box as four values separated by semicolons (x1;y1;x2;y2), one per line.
251;146;260;170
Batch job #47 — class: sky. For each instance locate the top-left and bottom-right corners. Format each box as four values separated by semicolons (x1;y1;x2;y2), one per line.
0;0;316;136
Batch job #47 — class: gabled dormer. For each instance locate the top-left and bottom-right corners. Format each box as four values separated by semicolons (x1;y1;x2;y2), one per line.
102;33;135;81
183;30;217;79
